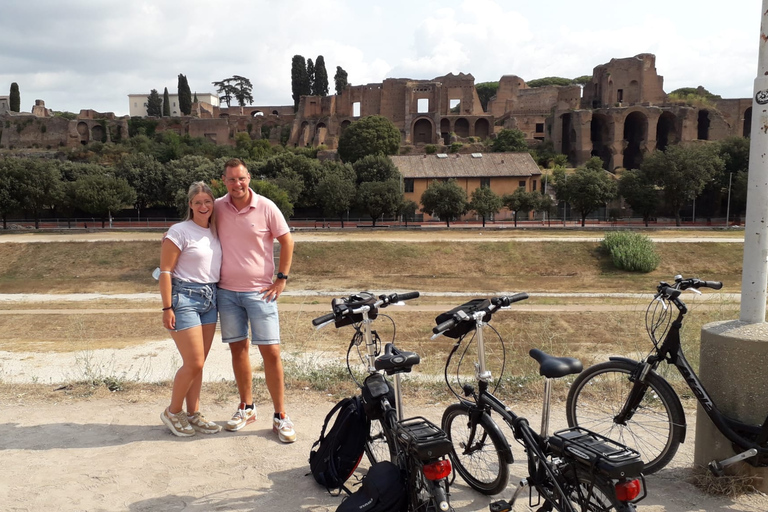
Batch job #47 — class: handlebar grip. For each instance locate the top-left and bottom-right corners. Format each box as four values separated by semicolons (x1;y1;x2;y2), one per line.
660;286;682;300
311;312;336;326
509;292;529;304
393;291;420;302
433;317;457;334
704;281;723;290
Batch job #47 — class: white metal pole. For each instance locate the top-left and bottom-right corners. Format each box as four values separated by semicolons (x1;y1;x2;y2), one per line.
726;172;733;227
740;0;768;324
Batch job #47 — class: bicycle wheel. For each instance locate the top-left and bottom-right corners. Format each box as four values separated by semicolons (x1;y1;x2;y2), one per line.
565;360;685;475
365;418;396;465
442;402;509;495
564;469;630;512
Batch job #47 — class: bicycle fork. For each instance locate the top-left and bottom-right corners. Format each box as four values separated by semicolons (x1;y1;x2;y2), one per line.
614;362;653;425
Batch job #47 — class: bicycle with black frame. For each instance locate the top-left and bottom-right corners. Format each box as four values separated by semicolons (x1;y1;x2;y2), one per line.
566;275;768;476
433;294;645;512
312;291;455;512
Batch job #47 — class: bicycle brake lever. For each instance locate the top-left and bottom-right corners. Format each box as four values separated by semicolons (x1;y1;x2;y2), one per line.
654;295;668;311
391;301;406;306
688;288;702;295
314;320;334;330
430;332;443;340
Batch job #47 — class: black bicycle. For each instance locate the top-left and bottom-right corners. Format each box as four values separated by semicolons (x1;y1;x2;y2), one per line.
566;275;768;476
434;295;645;512
312;291;455;512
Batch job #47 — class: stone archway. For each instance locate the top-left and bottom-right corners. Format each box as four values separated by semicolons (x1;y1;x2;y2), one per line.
454;118;469;138
561;113;577;166
77;121;90;145
590;113;612;170
623;111;648;170
251;110;264;117
743;107;752;138
412;118;434;144
698;110;710;140
474;118;490;140
299;121;310;146
91;125;105;143
315;122;327;145
340;120;351;133
656;111;679;152
440;118;451;145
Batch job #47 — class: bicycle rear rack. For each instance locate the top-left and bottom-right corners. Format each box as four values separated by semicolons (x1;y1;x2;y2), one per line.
395;416;453;461
549;427;644;479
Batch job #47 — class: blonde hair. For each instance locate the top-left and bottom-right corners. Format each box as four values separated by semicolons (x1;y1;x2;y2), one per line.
184;181;217;237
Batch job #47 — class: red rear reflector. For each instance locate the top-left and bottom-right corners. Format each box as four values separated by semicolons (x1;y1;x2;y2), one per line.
615;479;641;501
423;459;452;480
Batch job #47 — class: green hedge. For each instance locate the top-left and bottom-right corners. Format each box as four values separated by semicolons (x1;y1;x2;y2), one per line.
602;232;660;272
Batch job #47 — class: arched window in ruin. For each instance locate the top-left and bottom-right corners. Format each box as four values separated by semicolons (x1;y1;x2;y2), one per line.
440;118;451;145
454;118;469;138
413;118;434;144
561;113;577;166
252;110;264;117
697;110;710;140
743;107;752;138
656;111;678;152
272;110;279;116
474;119;490;140
76;122;90;145
340;120;351;133
91;125;105;144
623;111;648;170
315;122;327;146
300;121;310;147
590;113;612;170
627;80;640;105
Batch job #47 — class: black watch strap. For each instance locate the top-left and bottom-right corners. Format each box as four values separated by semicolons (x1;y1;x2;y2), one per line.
277;272;288;280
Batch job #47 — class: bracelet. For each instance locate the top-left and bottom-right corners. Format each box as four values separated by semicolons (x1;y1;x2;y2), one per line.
162;306;172;311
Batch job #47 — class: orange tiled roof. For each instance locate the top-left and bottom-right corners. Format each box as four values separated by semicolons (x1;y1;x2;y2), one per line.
390;152;541;179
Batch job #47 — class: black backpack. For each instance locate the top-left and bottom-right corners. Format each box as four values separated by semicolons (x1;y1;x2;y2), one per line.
310;395;370;493
336;461;406;512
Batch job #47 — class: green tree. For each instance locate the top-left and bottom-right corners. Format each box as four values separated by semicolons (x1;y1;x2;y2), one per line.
334;66;348;95
641;144;725;226
193;92;198;104
162;87;171;116
177;74;192;115
114;153;166;217
314;56;329;96
475;82;498;112
316;161;356;226
357;180;402;227
72;174;136;228
291;55;310;111
491;129;527;152
212;79;234;107
553;158;618;226
306;58;315;96
338;115;401;163
399;199;420;226
146;89;163;117
469;186;502;227
15;159;62;229
0;159;21;228
502;187;538;227
617;169;658;227
257;152;322;208
231;75;254;106
9;82;20;112
251;180;293;219
535;193;557;227
352;154;400;184
526;77;573;88
572;75;592;86
420;179;469;227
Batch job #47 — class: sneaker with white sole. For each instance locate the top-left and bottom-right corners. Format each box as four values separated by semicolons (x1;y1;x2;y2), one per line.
161;407;195;437
225;403;256;432
273;413;296;443
187;411;222;434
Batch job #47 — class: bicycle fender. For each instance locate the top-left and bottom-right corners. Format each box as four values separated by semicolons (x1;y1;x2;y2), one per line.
608;356;687;444
481;410;514;464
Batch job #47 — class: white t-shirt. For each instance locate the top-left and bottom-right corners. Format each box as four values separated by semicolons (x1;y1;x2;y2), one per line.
164;220;222;284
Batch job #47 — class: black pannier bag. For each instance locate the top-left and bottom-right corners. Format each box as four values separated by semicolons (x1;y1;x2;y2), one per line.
309;395;370;493
336;461;406;512
434;298;491;339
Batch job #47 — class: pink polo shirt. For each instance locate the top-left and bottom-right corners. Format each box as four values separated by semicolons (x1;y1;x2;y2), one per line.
215;190;290;292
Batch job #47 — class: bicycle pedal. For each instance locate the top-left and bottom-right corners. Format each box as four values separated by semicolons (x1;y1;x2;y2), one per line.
489;500;512;512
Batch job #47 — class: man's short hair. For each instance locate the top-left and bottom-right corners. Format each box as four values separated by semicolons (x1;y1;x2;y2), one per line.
223;158;247;174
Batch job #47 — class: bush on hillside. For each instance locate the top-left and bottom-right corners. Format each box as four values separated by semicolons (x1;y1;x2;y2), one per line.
602;232;660;272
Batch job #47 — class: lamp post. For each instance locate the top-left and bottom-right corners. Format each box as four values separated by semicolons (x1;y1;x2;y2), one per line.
725;172;733;227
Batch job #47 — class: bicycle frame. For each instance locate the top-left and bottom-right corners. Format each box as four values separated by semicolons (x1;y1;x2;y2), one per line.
618;301;768;464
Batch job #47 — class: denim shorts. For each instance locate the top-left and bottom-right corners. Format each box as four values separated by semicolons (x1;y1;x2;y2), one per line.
170;279;218;332
217;288;280;345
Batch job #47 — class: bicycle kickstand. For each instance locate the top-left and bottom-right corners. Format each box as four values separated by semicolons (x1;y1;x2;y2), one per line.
708;448;758;477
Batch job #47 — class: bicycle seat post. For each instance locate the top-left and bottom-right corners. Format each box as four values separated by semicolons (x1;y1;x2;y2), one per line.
540;377;553;438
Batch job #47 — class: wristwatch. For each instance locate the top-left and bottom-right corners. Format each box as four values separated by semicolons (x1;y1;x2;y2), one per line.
277;272;289;280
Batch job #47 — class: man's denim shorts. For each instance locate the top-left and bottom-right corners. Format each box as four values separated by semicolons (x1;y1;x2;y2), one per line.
217;288;280;345
170;279;218;332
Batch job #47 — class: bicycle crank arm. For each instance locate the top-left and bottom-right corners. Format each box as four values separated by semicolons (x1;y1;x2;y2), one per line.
708;448;758;476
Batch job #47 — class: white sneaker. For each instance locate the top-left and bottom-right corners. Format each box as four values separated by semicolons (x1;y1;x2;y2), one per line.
273;413;296;443
186;411;222;434
161;407;195;437
225;403;256;432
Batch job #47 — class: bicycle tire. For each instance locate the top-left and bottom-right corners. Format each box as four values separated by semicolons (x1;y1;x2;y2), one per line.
565;360;685;475
563;468;632;512
442;402;509;495
365;418;397;465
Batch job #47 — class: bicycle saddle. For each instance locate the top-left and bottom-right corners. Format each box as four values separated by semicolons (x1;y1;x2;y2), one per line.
375;343;420;375
529;348;582;379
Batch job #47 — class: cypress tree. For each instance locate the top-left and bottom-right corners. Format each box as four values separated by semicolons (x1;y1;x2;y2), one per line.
163;87;171;116
334;66;348;95
314;56;329;96
307;58;315;96
146;89;163;117
193;92;198;103
177;74;192;115
9;82;20;112
291;55;310;112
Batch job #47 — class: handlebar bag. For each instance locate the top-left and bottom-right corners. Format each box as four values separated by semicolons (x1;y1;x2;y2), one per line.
333;293;378;328
434;298;491;339
361;373;396;421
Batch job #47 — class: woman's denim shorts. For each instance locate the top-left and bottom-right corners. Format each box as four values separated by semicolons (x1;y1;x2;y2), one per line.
170;278;218;332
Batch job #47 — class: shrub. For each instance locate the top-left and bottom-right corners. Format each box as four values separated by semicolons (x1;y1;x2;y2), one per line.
425;144;437;154
602;231;660;272
449;142;462;153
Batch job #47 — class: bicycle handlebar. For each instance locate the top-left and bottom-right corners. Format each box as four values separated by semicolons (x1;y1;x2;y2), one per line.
432;293;529;335
310;291;420;327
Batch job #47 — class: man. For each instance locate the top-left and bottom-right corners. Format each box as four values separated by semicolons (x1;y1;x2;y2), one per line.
215;158;296;443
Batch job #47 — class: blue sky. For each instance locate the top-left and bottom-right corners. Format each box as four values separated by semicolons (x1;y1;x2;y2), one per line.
0;0;760;115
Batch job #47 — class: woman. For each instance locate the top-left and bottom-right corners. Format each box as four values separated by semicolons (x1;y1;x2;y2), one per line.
158;182;222;437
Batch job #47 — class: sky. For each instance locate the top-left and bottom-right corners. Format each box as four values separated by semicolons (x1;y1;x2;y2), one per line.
0;0;761;116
